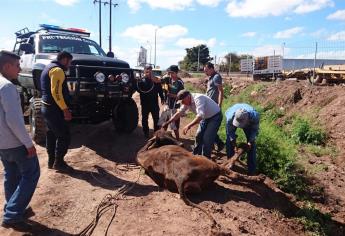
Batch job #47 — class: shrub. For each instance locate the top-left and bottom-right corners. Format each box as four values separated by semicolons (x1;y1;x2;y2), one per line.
291;118;327;145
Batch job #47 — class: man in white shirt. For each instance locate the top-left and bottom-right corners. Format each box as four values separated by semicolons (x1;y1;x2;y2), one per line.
163;90;222;158
0;50;40;231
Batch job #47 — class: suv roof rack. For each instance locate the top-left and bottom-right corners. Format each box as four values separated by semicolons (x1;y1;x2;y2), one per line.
15;27;36;42
13;27;36;51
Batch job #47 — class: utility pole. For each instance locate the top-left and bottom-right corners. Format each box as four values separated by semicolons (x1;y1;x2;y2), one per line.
228;53;231;75
93;0;118;52
154;27;159;68
313;42;318;85
101;0;118;53
93;0;106;47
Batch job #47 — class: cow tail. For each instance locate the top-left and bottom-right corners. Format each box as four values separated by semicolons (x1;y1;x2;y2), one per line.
178;180;218;230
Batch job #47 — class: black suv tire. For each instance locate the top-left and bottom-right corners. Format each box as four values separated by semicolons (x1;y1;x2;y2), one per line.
29;98;46;144
112;98;138;133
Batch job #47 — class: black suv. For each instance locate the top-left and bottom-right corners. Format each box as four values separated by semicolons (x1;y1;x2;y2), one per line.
14;24;138;143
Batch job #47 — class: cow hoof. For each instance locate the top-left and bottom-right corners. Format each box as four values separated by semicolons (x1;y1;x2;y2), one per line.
256;174;266;182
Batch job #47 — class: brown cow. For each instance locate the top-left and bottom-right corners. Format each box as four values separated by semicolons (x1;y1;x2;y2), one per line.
136;130;265;233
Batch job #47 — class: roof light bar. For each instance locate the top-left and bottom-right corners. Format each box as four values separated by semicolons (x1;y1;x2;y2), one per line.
39;24;90;37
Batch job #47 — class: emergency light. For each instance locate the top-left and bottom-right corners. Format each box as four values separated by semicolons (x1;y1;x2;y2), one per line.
39;24;91;37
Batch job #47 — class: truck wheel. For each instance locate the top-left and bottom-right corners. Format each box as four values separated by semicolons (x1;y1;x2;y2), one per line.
112;98;138;133
29;98;46;144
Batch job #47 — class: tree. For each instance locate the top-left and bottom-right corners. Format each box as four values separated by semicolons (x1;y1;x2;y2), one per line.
218;52;253;73
179;44;213;71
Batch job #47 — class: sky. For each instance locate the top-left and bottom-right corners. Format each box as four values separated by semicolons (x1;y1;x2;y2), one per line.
1;0;345;69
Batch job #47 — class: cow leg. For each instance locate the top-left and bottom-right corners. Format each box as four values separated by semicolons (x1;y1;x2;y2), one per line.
221;168;265;182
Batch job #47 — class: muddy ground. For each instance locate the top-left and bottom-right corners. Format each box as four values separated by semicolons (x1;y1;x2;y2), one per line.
0;77;345;236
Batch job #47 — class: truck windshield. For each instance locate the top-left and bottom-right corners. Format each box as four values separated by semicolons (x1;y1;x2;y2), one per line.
39;35;106;56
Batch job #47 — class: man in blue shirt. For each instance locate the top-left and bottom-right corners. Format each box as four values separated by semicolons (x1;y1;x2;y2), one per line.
225;103;260;175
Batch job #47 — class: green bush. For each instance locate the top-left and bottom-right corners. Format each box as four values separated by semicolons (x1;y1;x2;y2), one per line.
291;118;327;145
296;202;333;236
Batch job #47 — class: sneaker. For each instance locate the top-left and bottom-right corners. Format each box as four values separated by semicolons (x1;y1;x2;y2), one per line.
53;160;73;172
1;221;32;232
24;207;35;219
48;155;55;169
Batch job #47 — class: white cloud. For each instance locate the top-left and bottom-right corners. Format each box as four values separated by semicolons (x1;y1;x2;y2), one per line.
0;36;15;51
295;50;345;59
242;32;256;37
226;0;333;18
327;31;345;41
250;44;284;56
127;0;193;13
294;0;333;14
127;0;141;12
327;9;345;21
39;12;59;24
121;24;188;43
274;27;303;39
176;37;217;48
196;0;222;7
310;28;327;38
54;0;79;6
112;44;186;69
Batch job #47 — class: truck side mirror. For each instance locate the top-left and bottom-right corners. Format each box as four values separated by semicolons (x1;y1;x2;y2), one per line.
106;51;114;58
19;43;34;54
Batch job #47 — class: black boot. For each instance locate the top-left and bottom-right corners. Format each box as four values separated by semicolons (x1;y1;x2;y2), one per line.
53;156;73;172
48;155;55;169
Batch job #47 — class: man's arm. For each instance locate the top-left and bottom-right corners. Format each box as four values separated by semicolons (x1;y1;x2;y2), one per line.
182;115;202;135
163;110;182;128
214;74;224;107
217;84;224;107
49;67;71;120
156;82;165;104
1;85;36;156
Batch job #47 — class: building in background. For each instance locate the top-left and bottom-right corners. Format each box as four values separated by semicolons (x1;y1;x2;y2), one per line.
138;46;147;66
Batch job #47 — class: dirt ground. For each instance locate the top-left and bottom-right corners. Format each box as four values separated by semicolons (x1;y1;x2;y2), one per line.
0;77;345;236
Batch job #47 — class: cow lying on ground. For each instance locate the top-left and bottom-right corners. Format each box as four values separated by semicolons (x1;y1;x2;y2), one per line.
136;130;265;232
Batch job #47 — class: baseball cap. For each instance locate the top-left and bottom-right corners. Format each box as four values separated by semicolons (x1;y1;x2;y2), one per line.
233;108;249;128
176;89;190;101
167;65;179;73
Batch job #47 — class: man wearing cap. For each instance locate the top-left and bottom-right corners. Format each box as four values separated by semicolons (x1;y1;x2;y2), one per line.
225;103;260;175
204;62;225;152
163;89;222;158
0;50;40;231
159;65;184;139
135;65;164;138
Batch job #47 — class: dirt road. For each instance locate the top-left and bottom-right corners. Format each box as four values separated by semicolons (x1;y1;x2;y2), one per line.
0;79;342;236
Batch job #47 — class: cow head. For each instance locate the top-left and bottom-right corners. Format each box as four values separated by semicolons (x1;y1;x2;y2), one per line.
139;129;184;152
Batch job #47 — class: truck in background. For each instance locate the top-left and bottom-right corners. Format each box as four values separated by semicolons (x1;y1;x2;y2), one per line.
253;55;283;80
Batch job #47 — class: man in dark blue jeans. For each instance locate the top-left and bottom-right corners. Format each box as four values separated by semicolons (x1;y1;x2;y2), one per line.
40;51;73;171
0;50;40;231
225;103;260;175
163;90;222;158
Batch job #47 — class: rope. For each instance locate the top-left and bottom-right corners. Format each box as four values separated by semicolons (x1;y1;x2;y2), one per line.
136;77;154;94
78;168;144;236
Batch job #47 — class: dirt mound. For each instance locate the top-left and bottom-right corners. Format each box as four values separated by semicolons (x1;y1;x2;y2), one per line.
179;70;192;78
228;78;345;227
1;80;345;235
